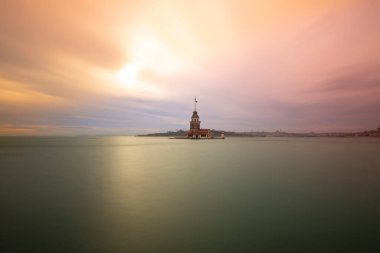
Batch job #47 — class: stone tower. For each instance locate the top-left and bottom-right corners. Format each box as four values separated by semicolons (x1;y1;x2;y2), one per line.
190;97;201;131
190;110;201;131
187;97;212;139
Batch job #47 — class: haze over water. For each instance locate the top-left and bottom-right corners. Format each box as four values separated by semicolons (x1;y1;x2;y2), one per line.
1;136;380;252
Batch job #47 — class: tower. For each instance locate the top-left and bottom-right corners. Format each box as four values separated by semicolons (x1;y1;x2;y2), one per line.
187;97;212;139
190;97;201;131
190;111;201;130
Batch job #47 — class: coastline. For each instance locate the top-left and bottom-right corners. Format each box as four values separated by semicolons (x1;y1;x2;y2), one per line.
137;128;380;138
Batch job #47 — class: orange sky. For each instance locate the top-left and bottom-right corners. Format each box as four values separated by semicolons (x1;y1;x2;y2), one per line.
1;0;379;135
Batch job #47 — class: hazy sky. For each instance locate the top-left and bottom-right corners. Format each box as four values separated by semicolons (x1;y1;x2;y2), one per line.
1;0;380;135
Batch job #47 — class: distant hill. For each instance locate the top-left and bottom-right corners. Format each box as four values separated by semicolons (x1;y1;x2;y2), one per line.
138;128;380;138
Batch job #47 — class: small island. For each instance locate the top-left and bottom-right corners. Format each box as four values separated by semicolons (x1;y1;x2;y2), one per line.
141;98;224;140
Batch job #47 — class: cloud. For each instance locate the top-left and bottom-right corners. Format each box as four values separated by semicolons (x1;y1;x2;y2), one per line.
0;0;379;135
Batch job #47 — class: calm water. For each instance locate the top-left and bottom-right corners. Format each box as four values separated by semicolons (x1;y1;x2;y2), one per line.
1;137;380;252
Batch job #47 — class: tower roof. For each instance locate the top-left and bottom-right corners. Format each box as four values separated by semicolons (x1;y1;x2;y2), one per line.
191;110;199;118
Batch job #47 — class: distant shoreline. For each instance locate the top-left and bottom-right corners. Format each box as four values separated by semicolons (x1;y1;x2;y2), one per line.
137;128;380;138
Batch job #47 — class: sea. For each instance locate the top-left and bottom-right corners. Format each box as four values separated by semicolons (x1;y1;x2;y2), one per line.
1;136;380;253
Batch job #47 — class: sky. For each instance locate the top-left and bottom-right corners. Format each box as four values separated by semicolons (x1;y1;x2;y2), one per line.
1;0;380;135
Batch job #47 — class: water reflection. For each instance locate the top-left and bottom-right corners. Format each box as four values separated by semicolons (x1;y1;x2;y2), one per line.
1;137;380;252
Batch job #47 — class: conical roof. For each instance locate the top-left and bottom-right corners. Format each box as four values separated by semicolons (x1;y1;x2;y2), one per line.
191;110;199;118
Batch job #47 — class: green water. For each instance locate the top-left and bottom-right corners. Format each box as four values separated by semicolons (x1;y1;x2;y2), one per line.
1;137;380;252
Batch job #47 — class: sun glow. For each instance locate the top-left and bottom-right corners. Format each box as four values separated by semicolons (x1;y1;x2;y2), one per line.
114;34;190;97
114;61;161;97
131;36;180;75
117;64;139;85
